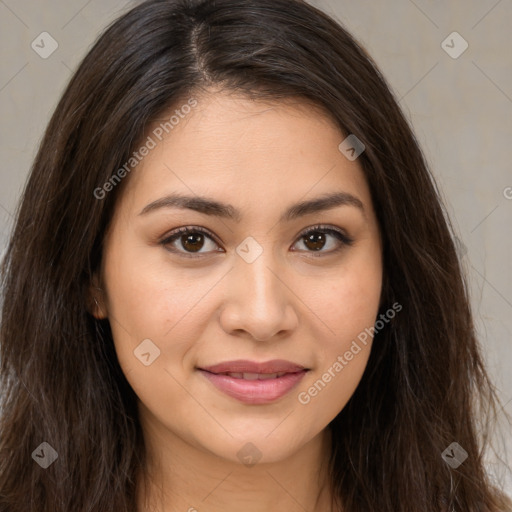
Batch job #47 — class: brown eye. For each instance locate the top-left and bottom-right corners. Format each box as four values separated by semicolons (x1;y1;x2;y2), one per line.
292;225;354;257
180;232;206;253
302;232;328;251
160;224;353;259
161;227;221;258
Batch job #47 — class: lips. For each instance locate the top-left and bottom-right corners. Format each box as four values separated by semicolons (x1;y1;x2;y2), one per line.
199;359;306;375
197;359;309;404
213;371;288;380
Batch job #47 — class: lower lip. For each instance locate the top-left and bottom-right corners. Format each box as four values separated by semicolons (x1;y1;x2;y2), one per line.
198;369;308;404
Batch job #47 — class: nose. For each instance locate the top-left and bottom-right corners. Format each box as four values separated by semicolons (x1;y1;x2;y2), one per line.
218;249;299;341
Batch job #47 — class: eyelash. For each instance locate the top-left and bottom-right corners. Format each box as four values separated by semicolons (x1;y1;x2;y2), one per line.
160;224;354;259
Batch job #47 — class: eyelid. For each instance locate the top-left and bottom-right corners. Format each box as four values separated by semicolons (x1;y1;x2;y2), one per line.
160;224;354;258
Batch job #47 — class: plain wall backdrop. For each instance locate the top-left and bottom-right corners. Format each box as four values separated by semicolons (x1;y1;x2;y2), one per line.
1;0;511;496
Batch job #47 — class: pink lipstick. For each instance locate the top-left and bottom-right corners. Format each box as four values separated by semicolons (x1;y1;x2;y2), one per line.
198;359;308;404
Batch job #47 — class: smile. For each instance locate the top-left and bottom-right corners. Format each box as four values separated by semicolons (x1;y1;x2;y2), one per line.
198;367;308;404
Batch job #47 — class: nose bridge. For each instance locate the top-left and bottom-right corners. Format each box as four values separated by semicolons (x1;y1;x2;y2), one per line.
220;238;298;340
235;242;284;310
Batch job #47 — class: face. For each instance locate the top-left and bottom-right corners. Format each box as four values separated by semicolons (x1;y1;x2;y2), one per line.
92;90;383;466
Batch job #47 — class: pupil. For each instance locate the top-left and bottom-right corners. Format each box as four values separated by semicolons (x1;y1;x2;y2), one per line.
182;233;204;252
305;233;325;251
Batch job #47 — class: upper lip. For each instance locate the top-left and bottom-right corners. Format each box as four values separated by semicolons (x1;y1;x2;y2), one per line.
199;359;307;374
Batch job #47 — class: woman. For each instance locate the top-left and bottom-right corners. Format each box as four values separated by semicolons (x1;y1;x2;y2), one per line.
0;0;510;510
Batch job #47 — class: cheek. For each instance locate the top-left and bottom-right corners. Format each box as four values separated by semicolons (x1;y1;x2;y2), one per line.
294;249;382;414
306;249;383;348
103;239;205;336
296;347;371;428
102;258;200;412
100;243;199;376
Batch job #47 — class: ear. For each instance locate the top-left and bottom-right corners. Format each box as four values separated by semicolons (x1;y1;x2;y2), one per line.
86;272;108;319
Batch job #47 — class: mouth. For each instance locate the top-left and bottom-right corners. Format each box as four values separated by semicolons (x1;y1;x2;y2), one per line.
197;359;309;404
205;371;291;380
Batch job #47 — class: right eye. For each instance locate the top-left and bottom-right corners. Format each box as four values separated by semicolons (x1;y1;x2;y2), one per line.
160;226;224;258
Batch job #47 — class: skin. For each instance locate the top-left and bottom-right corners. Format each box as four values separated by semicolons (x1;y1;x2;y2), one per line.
90;89;383;512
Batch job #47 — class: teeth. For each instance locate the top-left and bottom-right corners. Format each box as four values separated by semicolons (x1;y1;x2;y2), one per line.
258;373;278;380
243;372;260;380
225;372;243;378
221;371;288;379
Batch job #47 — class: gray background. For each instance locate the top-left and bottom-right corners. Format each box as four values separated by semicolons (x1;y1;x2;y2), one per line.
1;0;511;495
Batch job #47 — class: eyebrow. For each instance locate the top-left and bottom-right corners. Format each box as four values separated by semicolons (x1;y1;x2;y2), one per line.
139;191;365;222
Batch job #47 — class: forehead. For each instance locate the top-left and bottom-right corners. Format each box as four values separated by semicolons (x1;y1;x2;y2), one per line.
115;90;374;222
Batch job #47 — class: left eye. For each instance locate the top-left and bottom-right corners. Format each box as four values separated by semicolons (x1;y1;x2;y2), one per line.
160;225;353;258
292;226;354;255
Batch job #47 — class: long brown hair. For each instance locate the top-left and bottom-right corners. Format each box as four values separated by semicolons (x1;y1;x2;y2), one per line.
0;0;510;510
